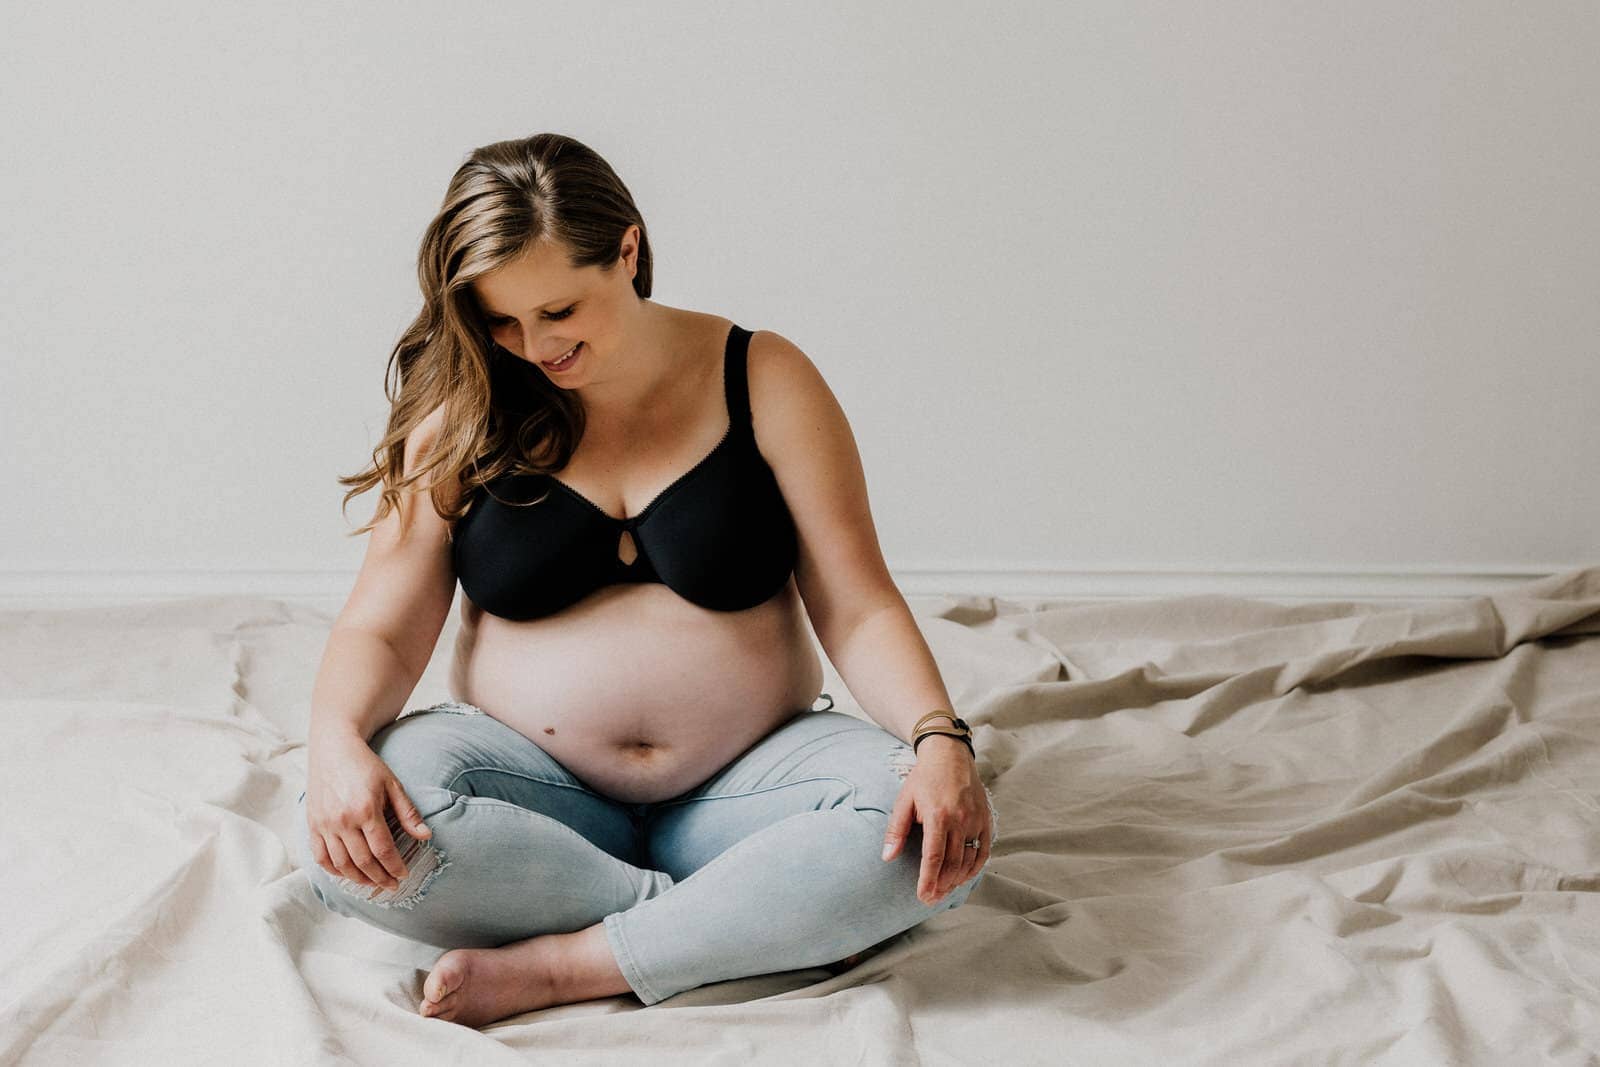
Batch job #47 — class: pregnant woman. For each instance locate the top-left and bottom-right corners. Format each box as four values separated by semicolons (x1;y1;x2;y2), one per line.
291;132;998;1028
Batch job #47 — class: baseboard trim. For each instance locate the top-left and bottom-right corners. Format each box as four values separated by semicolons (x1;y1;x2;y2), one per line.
0;563;1582;613
888;563;1580;602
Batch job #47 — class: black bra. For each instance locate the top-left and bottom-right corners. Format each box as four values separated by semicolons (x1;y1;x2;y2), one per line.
451;323;799;621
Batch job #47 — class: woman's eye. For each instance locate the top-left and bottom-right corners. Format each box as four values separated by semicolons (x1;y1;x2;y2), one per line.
488;305;574;327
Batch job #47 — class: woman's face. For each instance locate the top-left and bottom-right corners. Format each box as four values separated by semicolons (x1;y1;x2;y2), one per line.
472;229;639;386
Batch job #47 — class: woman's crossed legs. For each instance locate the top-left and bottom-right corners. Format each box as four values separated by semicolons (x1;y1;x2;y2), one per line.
292;700;994;1011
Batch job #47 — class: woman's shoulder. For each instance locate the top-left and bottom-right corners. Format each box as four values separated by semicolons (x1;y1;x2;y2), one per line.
738;327;838;466
403;401;471;512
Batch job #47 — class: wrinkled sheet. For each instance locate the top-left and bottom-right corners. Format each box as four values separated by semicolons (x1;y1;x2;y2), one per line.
2;566;1599;1064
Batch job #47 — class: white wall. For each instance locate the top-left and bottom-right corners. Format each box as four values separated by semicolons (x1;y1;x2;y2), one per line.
2;2;1595;609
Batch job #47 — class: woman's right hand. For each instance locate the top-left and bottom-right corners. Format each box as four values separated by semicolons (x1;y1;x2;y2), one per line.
304;731;433;892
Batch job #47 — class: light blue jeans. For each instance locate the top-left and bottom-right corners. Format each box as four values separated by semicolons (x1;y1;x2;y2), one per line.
291;698;996;1006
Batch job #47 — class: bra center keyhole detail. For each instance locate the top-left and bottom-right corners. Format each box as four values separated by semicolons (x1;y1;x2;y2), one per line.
617;527;638;566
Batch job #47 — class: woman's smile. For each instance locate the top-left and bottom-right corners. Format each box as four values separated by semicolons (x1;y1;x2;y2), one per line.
543;341;584;372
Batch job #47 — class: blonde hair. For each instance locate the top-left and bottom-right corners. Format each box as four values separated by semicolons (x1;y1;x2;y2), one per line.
337;132;655;537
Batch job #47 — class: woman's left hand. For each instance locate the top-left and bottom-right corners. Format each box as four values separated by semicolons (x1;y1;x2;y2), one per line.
881;739;993;905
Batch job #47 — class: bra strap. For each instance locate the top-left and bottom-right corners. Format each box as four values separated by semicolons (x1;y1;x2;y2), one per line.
724;324;754;436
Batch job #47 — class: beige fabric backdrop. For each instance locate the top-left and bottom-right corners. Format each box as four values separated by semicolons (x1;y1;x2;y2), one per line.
3;566;1598;1062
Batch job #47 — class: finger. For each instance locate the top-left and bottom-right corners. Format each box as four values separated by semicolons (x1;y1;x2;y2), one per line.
934;825;960;902
955;812;992;894
882;786;914;862
363;817;412;887
919;816;947;904
344;827;398;890
363;813;411;885
388;779;432;840
313;829;369;887
342;831;392;890
957;818;987;887
309;824;330;868
974;819;993;876
322;834;372;888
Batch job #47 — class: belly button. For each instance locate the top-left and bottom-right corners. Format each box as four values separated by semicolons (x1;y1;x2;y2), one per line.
544;727;555;734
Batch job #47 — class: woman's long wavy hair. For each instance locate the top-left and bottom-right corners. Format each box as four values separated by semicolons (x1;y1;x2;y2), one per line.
337;132;654;539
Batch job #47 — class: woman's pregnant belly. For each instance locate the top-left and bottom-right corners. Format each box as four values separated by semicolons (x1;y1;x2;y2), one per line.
448;578;825;804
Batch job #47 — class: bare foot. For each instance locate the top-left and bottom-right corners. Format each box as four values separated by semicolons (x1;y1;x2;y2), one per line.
419;923;633;1027
418;936;568;1028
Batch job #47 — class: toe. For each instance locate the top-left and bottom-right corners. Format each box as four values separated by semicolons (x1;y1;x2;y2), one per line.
424;955;467;1002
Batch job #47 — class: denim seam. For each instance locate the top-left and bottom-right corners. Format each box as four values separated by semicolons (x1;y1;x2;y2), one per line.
604;912;663;1005
447;793;633;849
652;774;876;813
443;765;595;799
449;793;661;882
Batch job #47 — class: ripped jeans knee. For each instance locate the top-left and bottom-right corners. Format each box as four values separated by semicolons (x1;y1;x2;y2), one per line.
319;806;451;911
314;700;485;912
